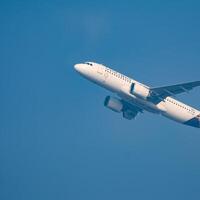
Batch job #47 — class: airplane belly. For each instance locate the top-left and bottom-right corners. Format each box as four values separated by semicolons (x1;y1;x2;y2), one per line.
118;91;160;114
133;98;160;113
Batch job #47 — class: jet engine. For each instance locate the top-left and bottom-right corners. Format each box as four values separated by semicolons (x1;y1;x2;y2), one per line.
130;83;150;100
104;96;123;113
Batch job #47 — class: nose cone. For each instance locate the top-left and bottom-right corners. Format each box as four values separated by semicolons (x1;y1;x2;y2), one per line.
74;63;87;76
74;63;92;79
74;64;81;72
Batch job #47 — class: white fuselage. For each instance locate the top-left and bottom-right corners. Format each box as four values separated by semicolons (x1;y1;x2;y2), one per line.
74;62;200;128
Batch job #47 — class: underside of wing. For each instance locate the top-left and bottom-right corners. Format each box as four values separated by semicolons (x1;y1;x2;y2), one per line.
121;100;143;120
104;96;143;120
148;81;200;104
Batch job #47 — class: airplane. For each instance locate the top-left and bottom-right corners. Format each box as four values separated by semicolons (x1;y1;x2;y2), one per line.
74;62;200;128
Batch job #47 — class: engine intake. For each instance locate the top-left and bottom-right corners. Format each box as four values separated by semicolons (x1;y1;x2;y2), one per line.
104;96;123;113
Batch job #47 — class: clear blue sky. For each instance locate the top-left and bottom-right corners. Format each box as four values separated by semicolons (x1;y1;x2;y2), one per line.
1;0;200;199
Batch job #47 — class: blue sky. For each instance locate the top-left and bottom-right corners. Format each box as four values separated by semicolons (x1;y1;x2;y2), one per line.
1;0;200;199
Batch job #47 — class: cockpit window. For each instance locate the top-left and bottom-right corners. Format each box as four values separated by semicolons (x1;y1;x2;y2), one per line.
85;62;93;66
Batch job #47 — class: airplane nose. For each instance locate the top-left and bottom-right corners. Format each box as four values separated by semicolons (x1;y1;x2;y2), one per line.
74;63;87;76
74;64;81;71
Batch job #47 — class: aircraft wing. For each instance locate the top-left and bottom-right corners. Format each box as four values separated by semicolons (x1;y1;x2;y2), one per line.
149;81;200;103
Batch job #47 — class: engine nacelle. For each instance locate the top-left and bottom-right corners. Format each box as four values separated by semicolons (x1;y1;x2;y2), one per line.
130;83;150;100
104;96;123;113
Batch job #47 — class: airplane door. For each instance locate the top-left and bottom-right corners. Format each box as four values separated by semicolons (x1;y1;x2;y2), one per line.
104;70;109;82
97;65;104;75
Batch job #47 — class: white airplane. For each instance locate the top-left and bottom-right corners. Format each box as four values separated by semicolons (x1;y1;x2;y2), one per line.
74;62;200;128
